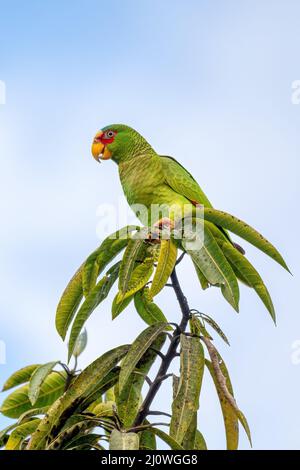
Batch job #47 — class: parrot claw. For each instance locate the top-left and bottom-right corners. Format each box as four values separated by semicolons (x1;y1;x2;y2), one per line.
153;217;175;230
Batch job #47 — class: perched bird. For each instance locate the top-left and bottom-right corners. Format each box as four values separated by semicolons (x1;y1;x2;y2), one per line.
91;124;289;318
92;125;235;237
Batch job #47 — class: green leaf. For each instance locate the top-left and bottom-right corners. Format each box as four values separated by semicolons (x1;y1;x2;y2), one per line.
201;313;230;346
92;401;114;417
170;335;205;445
181;412;197;450
27;345;129;449
183;223;239;311
134;288;169;326
109;429;140;450
204;341;252;449
0;423;20;446
47;417;100;450
189;314;212;340
118;241;154;301
63;433;102;450
17;406;50;424
112;293;133;320
105;387;115;403
203;207;290;272
76;368;120;413
124;257;154;299
150;428;184;450
193;261;209;290
194;430;207;450
29;361;59;406
0;372;66;419
72;328;88;357
149;239;177;299
115;334;165;428
220;240;276;322
68;267;119;361
140;427;157;450
119;323;168;393
2;364;40;392
205;358;238;450
56;265;84;340
83;225;138;297
118;238;146;294
5;419;41;450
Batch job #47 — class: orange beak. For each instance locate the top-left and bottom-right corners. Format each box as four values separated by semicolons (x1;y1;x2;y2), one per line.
91;131;112;162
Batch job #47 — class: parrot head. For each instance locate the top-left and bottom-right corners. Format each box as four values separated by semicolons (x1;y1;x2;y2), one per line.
91;124;153;164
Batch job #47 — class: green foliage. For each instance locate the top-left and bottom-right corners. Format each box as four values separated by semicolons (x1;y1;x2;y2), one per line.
1;208;289;450
2;365;40;392
203;207;289;272
149;239;177;299
28;361;60;405
170;335;204;445
184;222;240;311
1;372;66;419
68;263;120;360
134;288;169;326
118;323;168;393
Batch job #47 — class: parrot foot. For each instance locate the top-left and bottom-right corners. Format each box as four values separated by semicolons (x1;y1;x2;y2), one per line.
153;217;175;230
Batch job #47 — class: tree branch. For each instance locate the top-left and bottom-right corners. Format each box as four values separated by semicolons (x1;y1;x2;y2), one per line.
133;267;190;426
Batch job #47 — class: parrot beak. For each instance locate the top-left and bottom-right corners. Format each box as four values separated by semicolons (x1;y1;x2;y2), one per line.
91;131;112;162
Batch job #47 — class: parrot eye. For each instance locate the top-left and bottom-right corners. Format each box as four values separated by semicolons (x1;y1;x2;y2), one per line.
104;130;116;139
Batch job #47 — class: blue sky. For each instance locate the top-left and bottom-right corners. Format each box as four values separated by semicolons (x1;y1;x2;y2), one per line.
0;0;299;449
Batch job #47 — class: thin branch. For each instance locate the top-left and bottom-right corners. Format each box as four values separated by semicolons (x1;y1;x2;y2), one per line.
149;347;166;361
154;373;173;384
133;371;153;386
133;267;191;426
129;422;169;433
147;411;172;418
175;251;186;265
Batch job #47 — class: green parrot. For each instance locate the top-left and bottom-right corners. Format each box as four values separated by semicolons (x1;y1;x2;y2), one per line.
91;123;289;318
92;125;233;235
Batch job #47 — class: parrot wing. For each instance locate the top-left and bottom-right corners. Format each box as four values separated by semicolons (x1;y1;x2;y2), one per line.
160;155;245;255
159;155;213;207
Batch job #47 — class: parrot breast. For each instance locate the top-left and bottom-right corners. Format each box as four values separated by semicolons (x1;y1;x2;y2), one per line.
118;154;191;225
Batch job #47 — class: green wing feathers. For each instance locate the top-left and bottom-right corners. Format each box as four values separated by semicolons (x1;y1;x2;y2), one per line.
160;155;213;208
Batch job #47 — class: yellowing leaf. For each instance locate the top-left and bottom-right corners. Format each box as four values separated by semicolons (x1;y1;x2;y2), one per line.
29;361;59;405
170;335;205;444
204;339;252;449
2;364;40;392
134;288;169;326
5;419;41;450
112;293;133;320
118;256;154;301
149;239;177;299
1;372;66;419
55;265;84;340
83;225;138;297
118;239;146;294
